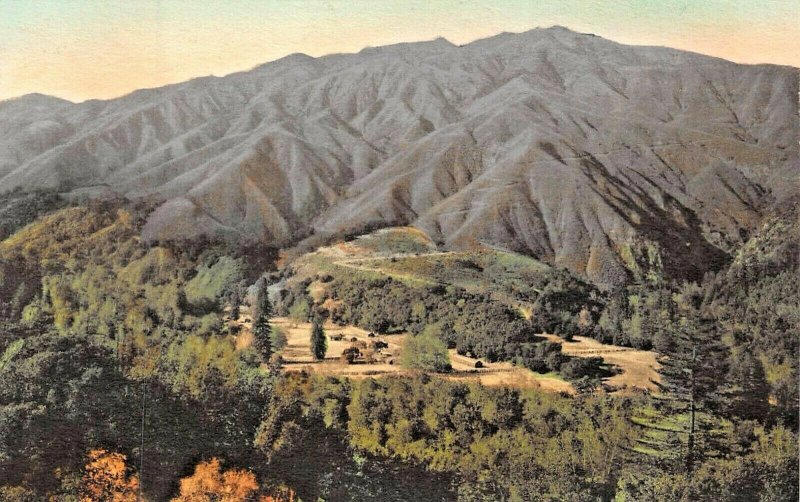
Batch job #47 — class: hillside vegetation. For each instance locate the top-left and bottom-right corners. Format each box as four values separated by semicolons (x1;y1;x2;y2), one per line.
0;200;797;500
276;228;613;386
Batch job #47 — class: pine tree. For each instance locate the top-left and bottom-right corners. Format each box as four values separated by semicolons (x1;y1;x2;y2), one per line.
252;279;272;361
726;343;770;422
310;317;327;361
654;311;730;473
229;289;241;321
252;278;271;320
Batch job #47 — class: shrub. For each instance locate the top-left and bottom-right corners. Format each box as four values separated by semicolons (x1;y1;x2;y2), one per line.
401;332;451;373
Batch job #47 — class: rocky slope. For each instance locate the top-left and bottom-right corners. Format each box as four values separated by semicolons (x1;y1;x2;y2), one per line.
1;27;797;287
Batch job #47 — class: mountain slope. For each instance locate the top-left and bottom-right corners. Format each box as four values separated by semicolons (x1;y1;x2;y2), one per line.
1;27;797;287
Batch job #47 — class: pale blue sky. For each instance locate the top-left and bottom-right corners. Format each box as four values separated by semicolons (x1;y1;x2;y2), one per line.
1;0;797;101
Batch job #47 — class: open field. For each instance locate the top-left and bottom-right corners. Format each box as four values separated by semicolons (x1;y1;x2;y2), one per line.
231;312;574;393
274;317;575;392
541;334;660;392
230;313;656;394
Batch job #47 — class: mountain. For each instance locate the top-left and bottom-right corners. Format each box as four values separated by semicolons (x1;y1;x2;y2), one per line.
1;27;797;287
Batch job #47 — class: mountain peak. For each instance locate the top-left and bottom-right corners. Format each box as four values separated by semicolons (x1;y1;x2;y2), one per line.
0;92;73;107
358;36;456;56
1;30;796;287
252;52;315;72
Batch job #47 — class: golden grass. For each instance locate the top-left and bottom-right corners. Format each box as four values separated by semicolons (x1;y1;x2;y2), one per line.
261;317;573;392
541;334;661;392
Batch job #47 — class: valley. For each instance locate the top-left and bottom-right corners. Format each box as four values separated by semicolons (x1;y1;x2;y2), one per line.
0;142;796;502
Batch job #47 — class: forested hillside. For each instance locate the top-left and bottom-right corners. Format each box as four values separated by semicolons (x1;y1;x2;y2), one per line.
0;199;796;500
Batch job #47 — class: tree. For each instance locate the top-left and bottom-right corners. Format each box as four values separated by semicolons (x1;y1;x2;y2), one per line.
252;278;272;320
252;278;272;361
310;317;327;361
171;458;258;502
341;346;361;364
270;325;288;352
726;344;770;422
81;449;140;502
229;288;241;320
401;332;451;372
654;312;730;472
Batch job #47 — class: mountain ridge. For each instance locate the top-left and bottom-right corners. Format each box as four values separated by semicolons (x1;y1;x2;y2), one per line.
1;26;797;287
6;26;797;107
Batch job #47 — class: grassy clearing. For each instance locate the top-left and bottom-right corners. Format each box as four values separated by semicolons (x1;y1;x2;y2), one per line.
354;226;436;255
289;228;556;310
244;316;575;392
541;334;660;392
278;227;623;395
355;249;551;294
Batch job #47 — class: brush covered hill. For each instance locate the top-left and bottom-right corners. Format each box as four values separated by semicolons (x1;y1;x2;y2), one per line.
702;197;800;417
273;227;605;374
284;226;596;315
1;27;798;287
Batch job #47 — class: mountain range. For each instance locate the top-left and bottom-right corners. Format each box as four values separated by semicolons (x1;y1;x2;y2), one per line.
1;26;797;287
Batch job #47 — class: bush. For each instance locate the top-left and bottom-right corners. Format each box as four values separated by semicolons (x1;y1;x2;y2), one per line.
185;256;243;308
289;301;310;322
559;357;607;380
271;326;288;351
401;333;451;373
341;346;361;364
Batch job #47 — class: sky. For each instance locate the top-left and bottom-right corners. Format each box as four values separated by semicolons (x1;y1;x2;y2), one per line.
1;0;798;102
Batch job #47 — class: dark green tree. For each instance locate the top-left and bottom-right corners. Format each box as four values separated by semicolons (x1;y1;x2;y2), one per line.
654;312;730;473
726;343;770;422
310;317;327;361
229;288;241;320
252;278;272;361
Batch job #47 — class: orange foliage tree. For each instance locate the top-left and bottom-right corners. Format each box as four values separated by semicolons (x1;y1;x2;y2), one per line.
81;449;140;502
171;458;259;502
258;491;297;502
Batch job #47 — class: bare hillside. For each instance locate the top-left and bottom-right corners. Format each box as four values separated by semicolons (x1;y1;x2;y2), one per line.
1;27;797;286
